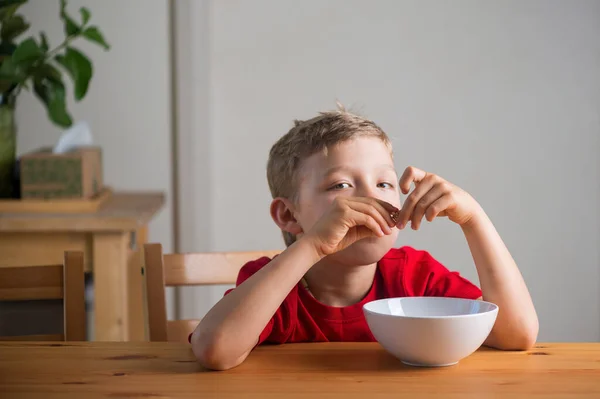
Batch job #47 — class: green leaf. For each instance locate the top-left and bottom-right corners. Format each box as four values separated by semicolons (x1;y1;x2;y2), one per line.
64;15;80;36
59;0;80;36
80;7;90;25
0;0;27;7
0;81;14;93
11;37;42;64
0;57;21;80
0;81;12;93
0;41;16;56
55;47;92;101
82;26;109;50
0;59;17;92
33;76;72;127
40;32;49;53
1;15;30;41
0;55;27;92
0;0;26;21
36;63;62;84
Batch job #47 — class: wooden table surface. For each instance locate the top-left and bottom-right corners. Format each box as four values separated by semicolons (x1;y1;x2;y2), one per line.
0;342;598;398
0;192;165;232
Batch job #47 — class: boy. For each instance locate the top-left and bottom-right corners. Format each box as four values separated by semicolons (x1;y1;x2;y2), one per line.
191;107;538;371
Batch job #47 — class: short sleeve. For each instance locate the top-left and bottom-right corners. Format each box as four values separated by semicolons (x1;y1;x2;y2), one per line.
401;248;482;299
223;256;295;346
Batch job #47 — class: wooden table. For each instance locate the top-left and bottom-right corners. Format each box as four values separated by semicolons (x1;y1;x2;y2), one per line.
0;342;598;398
0;192;165;342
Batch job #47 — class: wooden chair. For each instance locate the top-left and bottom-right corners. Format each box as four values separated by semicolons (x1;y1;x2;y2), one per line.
143;243;280;342
0;251;86;341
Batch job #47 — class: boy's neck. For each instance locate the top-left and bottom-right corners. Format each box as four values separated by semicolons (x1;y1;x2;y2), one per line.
303;259;377;307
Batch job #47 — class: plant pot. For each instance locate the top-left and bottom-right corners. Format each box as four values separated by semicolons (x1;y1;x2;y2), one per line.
0;104;16;198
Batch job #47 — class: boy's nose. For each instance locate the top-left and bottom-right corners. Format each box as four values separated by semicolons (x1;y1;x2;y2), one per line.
356;184;379;199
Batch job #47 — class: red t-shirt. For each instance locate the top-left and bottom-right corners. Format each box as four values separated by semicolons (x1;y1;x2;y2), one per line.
223;246;482;345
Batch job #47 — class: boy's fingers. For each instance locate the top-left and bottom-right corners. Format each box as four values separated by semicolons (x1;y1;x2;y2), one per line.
348;201;393;234
411;186;445;229
397;176;436;228
425;195;452;222
351;197;398;228
374;198;400;213
375;199;402;226
399;166;427;194
347;208;385;237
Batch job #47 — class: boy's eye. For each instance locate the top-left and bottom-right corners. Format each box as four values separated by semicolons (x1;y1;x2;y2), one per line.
330;182;352;190
378;182;394;189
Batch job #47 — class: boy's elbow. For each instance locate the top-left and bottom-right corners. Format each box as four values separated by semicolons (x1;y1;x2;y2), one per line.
513;316;540;350
193;343;236;371
506;329;538;351
191;331;247;371
518;320;539;350
489;319;539;351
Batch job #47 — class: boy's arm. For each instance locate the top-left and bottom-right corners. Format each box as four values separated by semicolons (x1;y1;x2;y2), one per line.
396;166;538;350
192;197;398;370
191;238;321;370
461;208;539;350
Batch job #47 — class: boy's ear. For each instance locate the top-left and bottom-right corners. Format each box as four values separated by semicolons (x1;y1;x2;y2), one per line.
270;197;303;236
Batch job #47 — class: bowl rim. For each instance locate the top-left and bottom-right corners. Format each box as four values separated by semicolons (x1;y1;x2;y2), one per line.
363;296;499;320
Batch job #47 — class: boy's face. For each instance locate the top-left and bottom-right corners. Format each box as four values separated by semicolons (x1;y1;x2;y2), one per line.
294;136;400;265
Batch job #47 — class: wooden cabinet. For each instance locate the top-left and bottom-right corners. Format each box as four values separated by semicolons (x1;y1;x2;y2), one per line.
0;192;164;341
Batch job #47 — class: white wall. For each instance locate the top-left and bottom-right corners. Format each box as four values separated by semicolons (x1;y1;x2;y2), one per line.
178;0;600;342
172;0;215;319
18;0;172;248
18;0;174;330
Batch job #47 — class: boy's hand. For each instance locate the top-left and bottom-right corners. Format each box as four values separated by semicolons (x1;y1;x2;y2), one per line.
304;197;398;258
397;166;482;230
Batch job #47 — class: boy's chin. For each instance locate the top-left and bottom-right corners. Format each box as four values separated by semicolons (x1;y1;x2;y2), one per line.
329;236;396;266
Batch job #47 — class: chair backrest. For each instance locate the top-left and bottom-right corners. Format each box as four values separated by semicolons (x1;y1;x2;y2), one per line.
0;251;86;341
143;243;279;342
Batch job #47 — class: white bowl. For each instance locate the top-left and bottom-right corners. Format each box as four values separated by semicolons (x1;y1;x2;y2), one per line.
363;297;498;367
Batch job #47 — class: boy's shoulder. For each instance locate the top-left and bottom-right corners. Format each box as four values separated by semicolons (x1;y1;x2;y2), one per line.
379;245;443;272
235;246;430;282
380;245;422;261
380;246;482;299
238;246;430;270
378;245;440;280
234;245;481;299
233;254;275;285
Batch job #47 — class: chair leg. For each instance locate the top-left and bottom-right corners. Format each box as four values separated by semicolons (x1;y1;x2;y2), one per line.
144;243;169;342
63;251;86;341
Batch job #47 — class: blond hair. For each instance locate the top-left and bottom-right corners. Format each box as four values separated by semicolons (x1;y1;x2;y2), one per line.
267;105;392;246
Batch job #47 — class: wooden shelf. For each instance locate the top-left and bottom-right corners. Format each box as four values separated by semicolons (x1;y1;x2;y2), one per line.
0;191;165;232
0;188;112;214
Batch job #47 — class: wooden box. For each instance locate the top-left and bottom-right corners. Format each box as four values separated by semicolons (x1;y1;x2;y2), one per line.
19;146;103;199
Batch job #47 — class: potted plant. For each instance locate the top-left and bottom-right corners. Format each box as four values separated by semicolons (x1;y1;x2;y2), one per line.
0;0;109;198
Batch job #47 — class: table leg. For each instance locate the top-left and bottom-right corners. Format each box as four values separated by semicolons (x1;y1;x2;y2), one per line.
127;226;148;341
93;232;129;341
